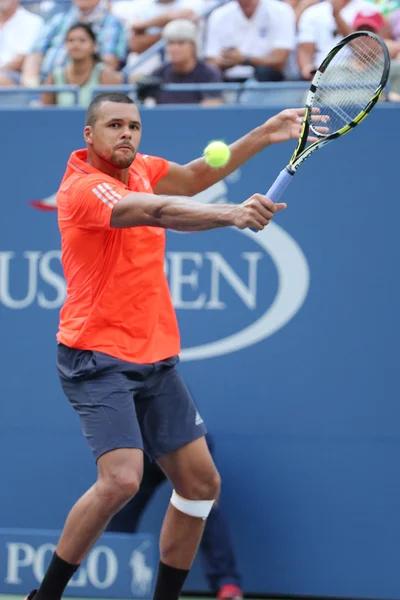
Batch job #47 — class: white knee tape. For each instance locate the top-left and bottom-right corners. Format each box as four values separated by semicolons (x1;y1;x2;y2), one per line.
170;490;214;519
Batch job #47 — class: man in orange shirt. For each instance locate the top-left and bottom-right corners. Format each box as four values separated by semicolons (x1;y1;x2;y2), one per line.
25;92;308;600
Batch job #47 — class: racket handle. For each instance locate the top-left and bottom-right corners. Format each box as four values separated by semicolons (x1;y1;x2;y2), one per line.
266;167;294;202
251;167;294;232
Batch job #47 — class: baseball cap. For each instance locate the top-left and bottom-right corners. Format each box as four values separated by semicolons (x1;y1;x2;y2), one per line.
162;19;198;43
353;9;386;31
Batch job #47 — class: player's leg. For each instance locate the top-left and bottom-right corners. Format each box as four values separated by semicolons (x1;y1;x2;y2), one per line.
135;359;220;600
151;437;220;600
28;345;147;600
157;436;220;568
56;448;143;561
107;454;167;533
33;448;143;600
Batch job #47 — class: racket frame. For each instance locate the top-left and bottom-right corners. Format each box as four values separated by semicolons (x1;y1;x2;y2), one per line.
287;31;391;175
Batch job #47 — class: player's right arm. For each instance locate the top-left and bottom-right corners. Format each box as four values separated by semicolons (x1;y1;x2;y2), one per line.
65;177;285;233
110;192;286;232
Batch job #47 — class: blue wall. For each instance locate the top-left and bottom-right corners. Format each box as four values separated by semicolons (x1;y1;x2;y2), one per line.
0;105;399;599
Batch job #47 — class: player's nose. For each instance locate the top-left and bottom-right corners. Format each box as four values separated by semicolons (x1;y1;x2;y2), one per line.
120;127;132;139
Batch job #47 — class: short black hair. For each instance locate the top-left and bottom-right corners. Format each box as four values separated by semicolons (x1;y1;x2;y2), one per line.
85;92;135;127
66;23;99;62
66;22;97;43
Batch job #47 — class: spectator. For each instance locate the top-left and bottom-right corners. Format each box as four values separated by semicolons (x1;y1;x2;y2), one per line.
388;60;400;101
297;0;373;80
205;0;296;82
286;0;319;22
353;6;386;32
144;19;223;104
21;0;126;86
283;0;319;80
352;6;400;53
389;7;400;42
112;0;206;78
351;7;400;102
42;23;122;107
0;0;43;86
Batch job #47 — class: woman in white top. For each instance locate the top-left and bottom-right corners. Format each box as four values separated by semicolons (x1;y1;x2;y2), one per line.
42;22;122;107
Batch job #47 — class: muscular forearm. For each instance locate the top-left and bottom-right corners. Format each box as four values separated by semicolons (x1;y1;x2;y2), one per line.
111;193;236;230
183;126;270;196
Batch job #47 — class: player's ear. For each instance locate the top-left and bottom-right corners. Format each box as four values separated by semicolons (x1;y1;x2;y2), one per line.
84;126;93;145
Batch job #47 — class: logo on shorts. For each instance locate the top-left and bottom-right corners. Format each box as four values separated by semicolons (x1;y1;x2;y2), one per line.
195;411;204;426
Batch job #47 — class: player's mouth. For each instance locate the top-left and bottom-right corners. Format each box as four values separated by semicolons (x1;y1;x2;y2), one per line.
116;144;134;152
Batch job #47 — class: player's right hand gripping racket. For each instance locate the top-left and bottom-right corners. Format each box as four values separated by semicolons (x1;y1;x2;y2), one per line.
259;31;390;221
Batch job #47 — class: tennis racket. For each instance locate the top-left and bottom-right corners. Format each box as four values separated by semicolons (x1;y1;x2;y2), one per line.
258;31;390;226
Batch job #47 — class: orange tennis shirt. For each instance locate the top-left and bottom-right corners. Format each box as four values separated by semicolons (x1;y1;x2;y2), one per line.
56;148;180;364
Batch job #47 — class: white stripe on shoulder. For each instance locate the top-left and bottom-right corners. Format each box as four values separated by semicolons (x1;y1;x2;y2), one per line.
92;187;114;209
97;183;118;204
103;182;123;200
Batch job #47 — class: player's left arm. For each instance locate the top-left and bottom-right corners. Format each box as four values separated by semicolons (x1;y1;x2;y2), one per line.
153;108;306;197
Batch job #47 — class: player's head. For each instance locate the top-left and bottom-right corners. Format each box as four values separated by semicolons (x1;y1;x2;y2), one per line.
84;92;141;169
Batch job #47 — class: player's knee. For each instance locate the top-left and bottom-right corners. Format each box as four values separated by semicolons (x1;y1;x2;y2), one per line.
100;469;141;506
202;469;221;500
170;469;221;520
114;470;141;501
178;467;221;500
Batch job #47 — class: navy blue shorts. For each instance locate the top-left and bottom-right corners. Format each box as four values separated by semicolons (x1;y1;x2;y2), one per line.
57;343;207;461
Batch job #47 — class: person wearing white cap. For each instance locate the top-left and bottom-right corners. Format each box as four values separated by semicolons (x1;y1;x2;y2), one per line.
146;18;223;104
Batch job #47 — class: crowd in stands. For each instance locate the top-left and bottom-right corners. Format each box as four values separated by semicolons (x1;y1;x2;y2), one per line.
0;0;399;105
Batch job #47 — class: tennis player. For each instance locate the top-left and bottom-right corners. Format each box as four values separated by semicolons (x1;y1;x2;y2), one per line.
25;92;307;600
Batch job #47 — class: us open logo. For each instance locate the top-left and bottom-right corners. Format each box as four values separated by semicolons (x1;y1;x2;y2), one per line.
1;175;310;360
165;177;309;361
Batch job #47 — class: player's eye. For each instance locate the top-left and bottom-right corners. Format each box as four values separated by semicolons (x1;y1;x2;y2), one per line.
109;123;120;128
130;124;140;130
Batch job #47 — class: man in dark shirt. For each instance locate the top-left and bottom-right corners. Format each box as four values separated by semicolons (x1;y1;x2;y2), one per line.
149;19;223;105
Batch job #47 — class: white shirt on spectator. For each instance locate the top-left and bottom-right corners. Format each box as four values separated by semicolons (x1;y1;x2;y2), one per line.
0;6;43;68
112;0;207;29
205;0;296;80
298;0;373;68
112;0;207;75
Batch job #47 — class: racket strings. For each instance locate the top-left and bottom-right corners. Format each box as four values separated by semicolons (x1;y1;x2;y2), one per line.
310;36;386;135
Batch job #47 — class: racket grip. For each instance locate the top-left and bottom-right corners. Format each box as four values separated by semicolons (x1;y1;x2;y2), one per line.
251;168;294;233
266;167;294;202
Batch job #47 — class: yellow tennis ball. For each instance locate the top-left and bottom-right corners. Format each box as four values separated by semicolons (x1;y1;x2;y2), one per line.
203;140;231;168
